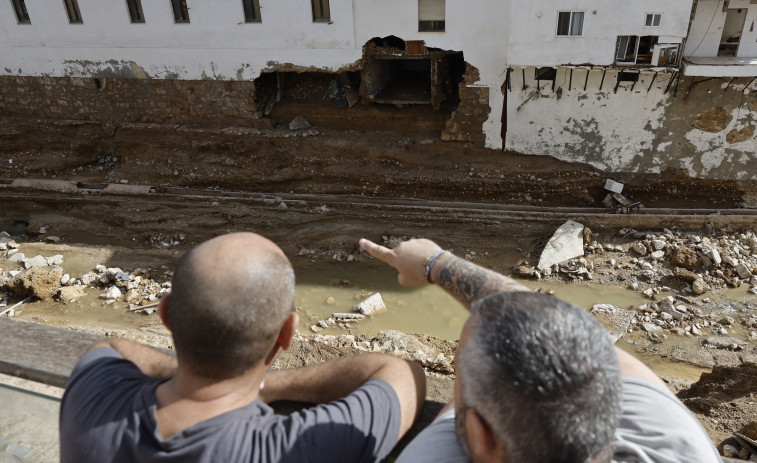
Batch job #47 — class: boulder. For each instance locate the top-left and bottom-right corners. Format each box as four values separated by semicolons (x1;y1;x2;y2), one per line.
23;255;49;269
537;221;585;272
515;266;540;279
673;267;699;282
9;266;64;300
671;247;703;270
353;292;385;315
692;279;709;295
101;286;122;300
58;286;86;303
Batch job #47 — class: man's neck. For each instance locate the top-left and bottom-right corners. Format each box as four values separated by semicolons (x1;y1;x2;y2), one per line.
154;365;267;440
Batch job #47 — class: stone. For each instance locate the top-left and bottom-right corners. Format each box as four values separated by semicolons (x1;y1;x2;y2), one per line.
642;288;654;298
709;248;722;266
125;289;141;302
515;266;539;279
723;444;739;458
326;296;336;304
651;240;666;251
693;107;732;133
650;250;665;260
735;263;753;278
9;266;63;300
671;247;702;270
80;273;96;286
60;274;70;285
24;255;49;269
354;292;386;315
9;252;25;263
718;316;735;325
692;279;709;295
673;267;699;282
46;236;61;243
702;336;747;350
46;255;63;266
289;115;312;131
58;286;86;303
642;323;662;332
632;242;647;256
723;255;738;267
101;286;122;299
537;221;584;271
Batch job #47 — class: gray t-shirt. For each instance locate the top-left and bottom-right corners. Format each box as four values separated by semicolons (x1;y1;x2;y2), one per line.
396;377;721;463
60;348;401;463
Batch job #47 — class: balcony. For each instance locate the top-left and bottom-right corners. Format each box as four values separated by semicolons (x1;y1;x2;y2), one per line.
683;56;757;77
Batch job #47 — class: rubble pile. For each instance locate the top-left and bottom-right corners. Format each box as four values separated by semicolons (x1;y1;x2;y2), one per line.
293;329;455;374
1;233;171;315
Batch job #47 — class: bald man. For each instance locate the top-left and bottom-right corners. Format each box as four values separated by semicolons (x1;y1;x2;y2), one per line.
60;232;425;463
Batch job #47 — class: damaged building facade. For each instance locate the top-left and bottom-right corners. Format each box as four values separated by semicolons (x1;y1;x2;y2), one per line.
1;0;756;180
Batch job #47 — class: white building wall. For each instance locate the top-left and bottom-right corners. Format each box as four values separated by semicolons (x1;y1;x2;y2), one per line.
508;0;693;66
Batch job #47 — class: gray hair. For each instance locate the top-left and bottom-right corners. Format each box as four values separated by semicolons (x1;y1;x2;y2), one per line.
457;292;621;463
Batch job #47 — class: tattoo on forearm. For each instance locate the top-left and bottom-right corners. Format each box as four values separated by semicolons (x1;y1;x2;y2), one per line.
436;256;530;309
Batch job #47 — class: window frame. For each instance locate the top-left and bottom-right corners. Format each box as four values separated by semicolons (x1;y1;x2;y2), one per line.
126;0;145;23
311;0;330;22
242;0;261;22
645;13;662;28
10;0;31;24
63;0;83;24
170;0;190;23
556;10;584;37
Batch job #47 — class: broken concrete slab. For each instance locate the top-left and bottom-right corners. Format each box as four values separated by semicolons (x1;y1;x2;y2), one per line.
537;220;585;272
353;292;385;315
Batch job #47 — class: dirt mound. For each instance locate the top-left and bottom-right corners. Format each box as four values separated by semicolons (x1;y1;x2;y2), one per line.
9;267;63;300
678;363;757;449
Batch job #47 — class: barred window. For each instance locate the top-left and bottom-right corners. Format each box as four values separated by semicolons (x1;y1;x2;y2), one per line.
171;0;190;23
11;0;31;24
64;0;83;24
126;0;145;23
312;0;329;21
243;0;261;22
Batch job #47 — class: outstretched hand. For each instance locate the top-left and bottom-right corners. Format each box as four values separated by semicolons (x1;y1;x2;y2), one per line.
359;238;442;286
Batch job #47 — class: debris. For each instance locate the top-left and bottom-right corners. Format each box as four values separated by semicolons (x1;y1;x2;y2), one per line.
514;266;540;279
537;220;585;271
289;115;312;131
692;279;709;295
9;266;63;300
604;179;624;194
101;286;122;299
58;286;86;303
331;313;366;322
735;263;753;279
0;296;31;317
353;292;386;315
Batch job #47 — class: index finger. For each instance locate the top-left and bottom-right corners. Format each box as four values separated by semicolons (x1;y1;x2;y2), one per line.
359;238;396;265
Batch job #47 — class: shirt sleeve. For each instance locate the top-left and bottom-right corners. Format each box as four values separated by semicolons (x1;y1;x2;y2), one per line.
395;409;471;463
613;377;721;463
267;378;403;463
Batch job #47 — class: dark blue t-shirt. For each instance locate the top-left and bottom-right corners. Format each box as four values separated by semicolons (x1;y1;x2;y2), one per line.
60;348;401;463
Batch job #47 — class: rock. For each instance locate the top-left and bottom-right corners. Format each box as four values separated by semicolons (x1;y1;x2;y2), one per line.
46;236;61;243
692;279;709;295
673;267;699;282
9;266;63;300
708;248;722;266
331;313;366;322
718;316;735;326
46;255;63;266
537;221;585;271
326;296;336;305
642;288;655;298
671;247;702;270
354;292;386;315
693;107;732;133
318;320;329;329
58;286;86;303
583;227;592;244
60;274;70;285
24;255;49;269
80;273;96;286
735;263;753;278
651;240;666;251
642;323;662;332
101;286;122;299
632;243;647;256
8;252;25;263
723;255;738;267
702;336;747;350
125;289;141;302
723;444;739;458
650;250;665;260
289;115;312;131
515;266;539;279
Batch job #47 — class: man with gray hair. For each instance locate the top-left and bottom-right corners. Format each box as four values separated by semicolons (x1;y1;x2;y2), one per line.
360;237;721;463
60;232;425;462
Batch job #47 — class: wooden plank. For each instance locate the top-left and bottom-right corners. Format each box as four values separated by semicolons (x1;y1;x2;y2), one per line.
0;318;103;388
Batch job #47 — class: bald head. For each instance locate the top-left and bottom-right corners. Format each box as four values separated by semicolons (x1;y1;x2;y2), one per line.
168;233;295;379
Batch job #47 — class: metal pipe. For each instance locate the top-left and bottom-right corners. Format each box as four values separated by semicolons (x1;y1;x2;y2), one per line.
0;296;32;317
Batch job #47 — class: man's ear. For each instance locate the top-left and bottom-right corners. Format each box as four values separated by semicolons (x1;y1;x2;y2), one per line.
464;408;502;462
158;295;171;332
276;313;299;351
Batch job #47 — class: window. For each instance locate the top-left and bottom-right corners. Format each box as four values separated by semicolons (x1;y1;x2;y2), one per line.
11;0;31;24
311;0;330;21
616;36;658;65
64;0;83;23
645;13;662;27
557;11;584;36
171;0;190;23
126;0;145;23
242;0;261;22
419;0;445;32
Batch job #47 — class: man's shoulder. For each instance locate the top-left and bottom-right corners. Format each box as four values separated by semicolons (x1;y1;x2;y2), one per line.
395;409;470;463
613;377;721;463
